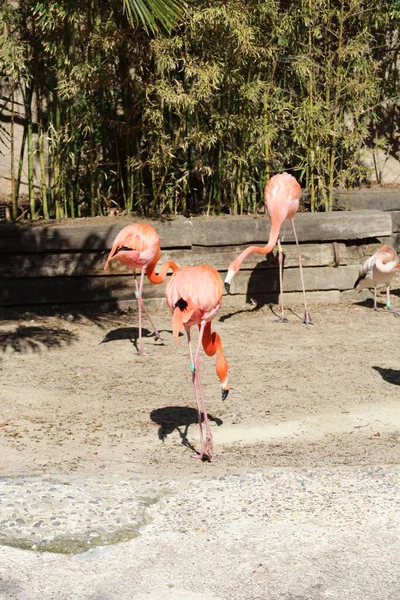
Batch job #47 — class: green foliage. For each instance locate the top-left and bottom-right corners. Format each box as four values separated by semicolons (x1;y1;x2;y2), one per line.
122;0;186;33
0;0;398;218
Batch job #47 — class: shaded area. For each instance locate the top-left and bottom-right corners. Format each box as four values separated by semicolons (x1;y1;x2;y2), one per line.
220;254;281;322
372;366;400;386
0;325;78;353
150;406;223;453
246;255;281;309
0;221;133;318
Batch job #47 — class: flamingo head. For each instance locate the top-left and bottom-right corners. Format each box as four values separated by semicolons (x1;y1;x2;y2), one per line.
217;355;229;401
224;259;240;294
104;245;135;270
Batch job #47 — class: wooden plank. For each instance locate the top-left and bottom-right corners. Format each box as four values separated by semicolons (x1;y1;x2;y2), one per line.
223;265;361;296
191;211;392;246
0;275;173;306
0;289;344;314
391;211;400;232
5;262;395;307
223;289;342;309
334;189;400;212
0;251;182;278
391;232;400;252
0;210;391;253
0;216;192;253
161;241;388;270
0;241;384;278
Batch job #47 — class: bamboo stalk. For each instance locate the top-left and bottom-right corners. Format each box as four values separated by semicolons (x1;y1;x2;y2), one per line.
10;79;17;219
27;98;35;220
35;78;49;219
39;130;48;219
308;0;315;212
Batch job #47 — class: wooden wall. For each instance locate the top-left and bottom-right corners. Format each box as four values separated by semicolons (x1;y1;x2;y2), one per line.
0;210;394;311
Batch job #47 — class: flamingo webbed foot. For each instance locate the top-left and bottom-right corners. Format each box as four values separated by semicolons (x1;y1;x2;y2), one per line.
276;316;289;324
191;451;212;462
136;350;152;356
303;312;314;325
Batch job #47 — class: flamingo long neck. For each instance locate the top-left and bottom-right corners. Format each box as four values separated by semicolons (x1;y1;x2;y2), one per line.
146;260;180;284
232;219;282;273
376;256;396;273
200;322;228;386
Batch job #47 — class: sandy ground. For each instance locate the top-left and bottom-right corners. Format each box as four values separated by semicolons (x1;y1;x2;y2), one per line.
1;298;400;478
1;298;400;600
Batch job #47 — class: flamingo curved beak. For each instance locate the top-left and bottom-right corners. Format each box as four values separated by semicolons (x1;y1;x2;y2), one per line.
224;269;235;294
222;388;229;401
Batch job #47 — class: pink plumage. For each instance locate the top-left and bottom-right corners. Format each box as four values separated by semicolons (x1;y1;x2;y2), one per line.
225;172;312;324
166;265;229;461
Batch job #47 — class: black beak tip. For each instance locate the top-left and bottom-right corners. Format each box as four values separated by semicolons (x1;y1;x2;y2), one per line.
222;389;229;401
224;282;231;294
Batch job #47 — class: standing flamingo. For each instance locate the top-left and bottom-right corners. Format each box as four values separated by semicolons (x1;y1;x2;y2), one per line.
224;172;312;324
105;223;179;355
354;244;400;315
166;265;229;461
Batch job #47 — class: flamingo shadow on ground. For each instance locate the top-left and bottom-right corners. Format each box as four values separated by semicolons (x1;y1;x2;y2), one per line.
150;406;223;454
99;326;170;352
100;326;154;343
354;298;400;315
354;298;383;310
0;325;78;354
372;366;400;386
220;254;287;322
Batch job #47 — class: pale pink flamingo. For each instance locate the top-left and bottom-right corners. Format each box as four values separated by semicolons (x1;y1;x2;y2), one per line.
354;244;400;315
224;172;312;324
166;264;229;461
105;223;179;355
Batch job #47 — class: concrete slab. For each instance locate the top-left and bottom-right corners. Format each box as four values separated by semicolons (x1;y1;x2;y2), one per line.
1;466;399;600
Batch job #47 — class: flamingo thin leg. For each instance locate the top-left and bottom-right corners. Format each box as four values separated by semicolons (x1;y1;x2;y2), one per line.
385;285;400;317
134;267;151;356
134;272;163;342
194;321;213;460
276;238;288;323
185;327;205;457
373;286;378;311
291;218;313;325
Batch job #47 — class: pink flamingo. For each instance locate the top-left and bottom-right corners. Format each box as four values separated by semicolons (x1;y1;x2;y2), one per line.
354;244;400;315
105;223;179;355
224;172;312;324
166;264;229;461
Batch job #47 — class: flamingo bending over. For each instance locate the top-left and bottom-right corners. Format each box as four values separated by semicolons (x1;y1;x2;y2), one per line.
166;265;229;461
354;244;400;315
224;172;312;324
105;223;179;355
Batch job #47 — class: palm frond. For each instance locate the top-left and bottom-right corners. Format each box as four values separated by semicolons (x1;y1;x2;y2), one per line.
122;0;186;33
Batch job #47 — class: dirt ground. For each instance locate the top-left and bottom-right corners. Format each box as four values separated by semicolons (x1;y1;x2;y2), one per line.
1;298;400;480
